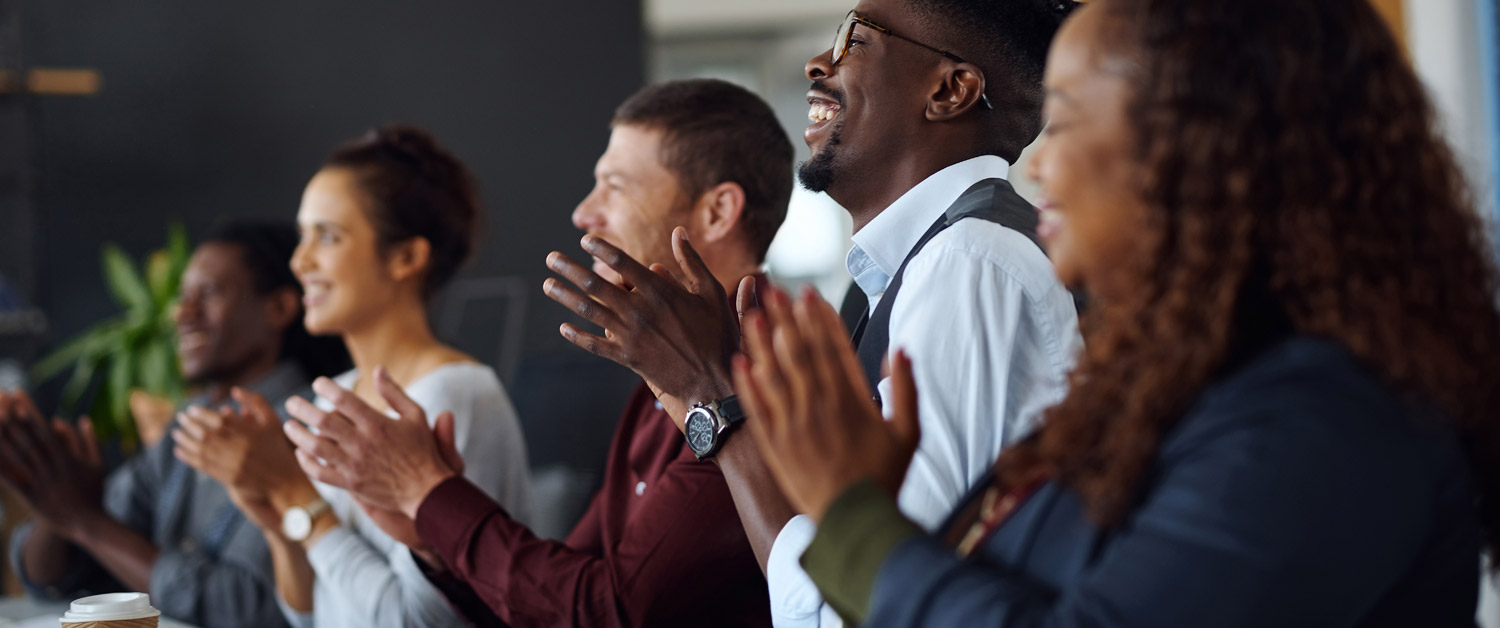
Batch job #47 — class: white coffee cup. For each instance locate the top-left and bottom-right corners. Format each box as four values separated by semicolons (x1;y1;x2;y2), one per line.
59;592;161;627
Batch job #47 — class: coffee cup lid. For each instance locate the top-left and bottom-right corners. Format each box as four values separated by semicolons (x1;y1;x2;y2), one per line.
61;592;161;621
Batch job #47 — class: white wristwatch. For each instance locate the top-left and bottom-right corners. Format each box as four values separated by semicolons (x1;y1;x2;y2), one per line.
281;497;332;542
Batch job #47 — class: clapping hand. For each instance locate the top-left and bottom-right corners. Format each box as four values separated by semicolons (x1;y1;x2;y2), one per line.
735;286;922;523
173;388;308;531
0;390;106;539
543;227;758;427
282;367;464;520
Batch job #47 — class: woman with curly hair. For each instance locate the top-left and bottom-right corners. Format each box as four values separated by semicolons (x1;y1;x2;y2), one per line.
736;0;1500;626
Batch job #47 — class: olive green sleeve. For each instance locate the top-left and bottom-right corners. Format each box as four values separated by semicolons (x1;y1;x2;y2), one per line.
800;479;924;625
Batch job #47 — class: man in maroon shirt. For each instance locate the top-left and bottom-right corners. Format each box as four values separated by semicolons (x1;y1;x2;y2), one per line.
279;79;793;627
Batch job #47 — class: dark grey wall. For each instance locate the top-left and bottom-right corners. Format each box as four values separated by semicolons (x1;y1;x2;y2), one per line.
16;1;647;467
24;1;643;358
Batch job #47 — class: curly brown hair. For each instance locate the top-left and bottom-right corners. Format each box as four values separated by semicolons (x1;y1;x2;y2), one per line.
998;0;1500;554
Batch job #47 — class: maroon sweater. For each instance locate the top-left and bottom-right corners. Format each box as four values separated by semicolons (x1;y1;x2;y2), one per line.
415;383;771;627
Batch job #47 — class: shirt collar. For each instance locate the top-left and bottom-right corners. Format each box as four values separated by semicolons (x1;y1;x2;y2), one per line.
187;360;310;409
845;155;1011;300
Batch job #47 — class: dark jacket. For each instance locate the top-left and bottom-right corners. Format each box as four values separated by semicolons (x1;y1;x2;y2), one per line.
807;337;1481;627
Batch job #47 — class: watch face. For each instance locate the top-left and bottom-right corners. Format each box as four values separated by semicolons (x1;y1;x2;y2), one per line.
282;507;311;541
685;410;716;454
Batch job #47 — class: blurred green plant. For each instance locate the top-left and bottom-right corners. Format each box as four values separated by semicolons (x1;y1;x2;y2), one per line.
29;224;191;448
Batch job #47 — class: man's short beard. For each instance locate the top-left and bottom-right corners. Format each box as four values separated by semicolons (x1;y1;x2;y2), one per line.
797;125;842;193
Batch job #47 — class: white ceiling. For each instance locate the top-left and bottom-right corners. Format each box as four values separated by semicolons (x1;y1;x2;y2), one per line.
645;0;852;35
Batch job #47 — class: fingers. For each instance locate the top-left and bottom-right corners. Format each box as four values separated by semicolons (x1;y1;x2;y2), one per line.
312;378;395;432
811;290;877;403
78;417;102;467
670;227;723;300
545;248;638;314
735;275;760;322
578;235;666;295
790;287;843;403
373;367;430;427
886;349;922;450
282;420;352;470
432;411;465;475
293;449;346;488
543;275;626;331
286;392;358;441
11;390;44;423
10;411;61;474
175;409;209;443
171;426;205;468
0;425;34;490
740;311;792;423
557;323;629;364
52;418;83;463
232;387;280;428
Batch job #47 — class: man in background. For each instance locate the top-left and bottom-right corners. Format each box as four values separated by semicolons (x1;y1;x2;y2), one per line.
1;221;346;628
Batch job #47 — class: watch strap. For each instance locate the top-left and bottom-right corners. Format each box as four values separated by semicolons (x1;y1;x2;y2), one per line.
716;395;745;427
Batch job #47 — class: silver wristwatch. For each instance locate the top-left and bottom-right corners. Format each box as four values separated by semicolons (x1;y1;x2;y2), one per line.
683;396;746;460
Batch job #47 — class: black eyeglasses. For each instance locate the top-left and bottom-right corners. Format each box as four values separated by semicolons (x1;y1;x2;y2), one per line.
831;10;994;110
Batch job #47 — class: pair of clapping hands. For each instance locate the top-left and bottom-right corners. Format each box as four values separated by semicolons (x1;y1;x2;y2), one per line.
544;227;923;523
171;369;463;549
0;390;107;539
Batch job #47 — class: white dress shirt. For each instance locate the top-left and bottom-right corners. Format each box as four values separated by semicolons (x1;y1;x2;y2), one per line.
766;156;1082;628
279;362;534;628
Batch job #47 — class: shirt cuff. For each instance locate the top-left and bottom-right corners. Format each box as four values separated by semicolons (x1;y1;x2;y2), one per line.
303;524;364;574
415;476;505;569
800;479;923;625
767;515;826;627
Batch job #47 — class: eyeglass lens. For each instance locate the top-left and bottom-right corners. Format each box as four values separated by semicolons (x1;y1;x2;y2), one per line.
833;16;854;65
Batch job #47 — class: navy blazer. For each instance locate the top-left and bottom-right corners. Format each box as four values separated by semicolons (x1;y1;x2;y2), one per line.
868;337;1481;627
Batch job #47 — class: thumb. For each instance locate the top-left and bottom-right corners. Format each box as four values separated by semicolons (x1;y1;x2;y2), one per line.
78;417;102;467
232;387;278;428
735;275;759;321
887;349;921;453
374;366;428;426
433;412;465;475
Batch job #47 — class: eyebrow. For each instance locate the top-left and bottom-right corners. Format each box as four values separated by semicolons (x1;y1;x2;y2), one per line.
1045;87;1077;106
300;221;346;232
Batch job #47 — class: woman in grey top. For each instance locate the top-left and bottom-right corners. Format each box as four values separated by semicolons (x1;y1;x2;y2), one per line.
175;125;532;628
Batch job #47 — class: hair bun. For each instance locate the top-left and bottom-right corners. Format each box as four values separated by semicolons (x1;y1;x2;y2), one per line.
365;124;454;180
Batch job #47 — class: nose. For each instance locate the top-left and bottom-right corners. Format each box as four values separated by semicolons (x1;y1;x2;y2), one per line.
290;239;312;275
174;291;199;326
1025;136;1048;185
572;188;605;233
806;48;834;81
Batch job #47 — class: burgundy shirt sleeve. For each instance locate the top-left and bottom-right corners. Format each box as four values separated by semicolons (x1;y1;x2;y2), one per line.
416;467;752;627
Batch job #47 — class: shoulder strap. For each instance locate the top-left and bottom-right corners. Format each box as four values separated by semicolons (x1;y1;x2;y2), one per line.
853;178;1042;396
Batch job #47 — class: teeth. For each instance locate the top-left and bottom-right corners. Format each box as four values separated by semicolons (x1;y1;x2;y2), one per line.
807;103;839;123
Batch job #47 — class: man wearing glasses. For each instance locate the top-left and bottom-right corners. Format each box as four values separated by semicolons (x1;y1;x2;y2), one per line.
542;0;1082;626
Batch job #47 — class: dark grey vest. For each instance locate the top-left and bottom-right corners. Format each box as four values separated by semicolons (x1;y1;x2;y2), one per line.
849;178;1043;396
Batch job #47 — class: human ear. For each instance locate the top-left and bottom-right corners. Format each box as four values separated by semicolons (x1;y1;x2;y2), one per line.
386;236;432;284
927;63;988;121
265;287;301;331
692;182;747;245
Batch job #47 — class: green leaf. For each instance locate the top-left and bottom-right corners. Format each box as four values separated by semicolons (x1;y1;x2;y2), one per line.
138;340;175;395
30;324;107;382
102;244;153;313
146;250;174;303
106;350;134;429
166;222;190;271
59;355;99;416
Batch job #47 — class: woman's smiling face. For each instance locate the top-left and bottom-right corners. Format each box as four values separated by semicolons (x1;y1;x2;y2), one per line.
1026;5;1151;300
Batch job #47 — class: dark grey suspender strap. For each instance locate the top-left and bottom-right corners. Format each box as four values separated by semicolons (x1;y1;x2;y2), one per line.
852;178;1042;397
